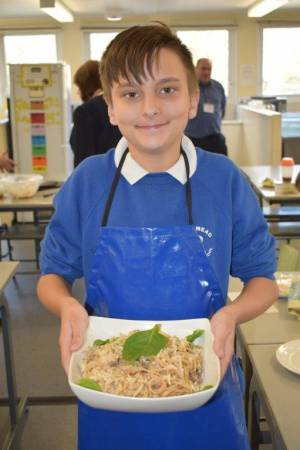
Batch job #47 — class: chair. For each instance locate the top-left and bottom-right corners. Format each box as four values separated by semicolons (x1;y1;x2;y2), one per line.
0;223;47;270
277;244;299;271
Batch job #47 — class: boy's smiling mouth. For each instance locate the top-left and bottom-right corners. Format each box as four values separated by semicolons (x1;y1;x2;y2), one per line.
135;122;169;130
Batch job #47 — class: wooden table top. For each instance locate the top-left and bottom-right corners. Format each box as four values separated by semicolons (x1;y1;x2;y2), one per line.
0;188;58;212
238;299;300;346
241;165;300;204
0;261;19;293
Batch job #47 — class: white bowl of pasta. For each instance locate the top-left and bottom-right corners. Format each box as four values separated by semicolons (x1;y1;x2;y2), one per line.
68;316;220;413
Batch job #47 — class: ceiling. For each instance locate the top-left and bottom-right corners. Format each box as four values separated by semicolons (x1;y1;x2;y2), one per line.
1;0;300;18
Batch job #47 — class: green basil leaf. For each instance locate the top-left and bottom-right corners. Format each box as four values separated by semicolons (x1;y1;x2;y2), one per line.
186;329;204;343
199;384;213;391
122;324;168;361
93;338;110;347
78;378;101;391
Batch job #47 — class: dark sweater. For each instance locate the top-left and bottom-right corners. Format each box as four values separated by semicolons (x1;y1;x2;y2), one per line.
70;95;122;167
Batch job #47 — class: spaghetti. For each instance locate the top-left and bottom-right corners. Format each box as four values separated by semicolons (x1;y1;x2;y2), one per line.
80;331;204;398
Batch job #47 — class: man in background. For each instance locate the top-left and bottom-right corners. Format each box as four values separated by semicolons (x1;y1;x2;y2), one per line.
185;58;227;156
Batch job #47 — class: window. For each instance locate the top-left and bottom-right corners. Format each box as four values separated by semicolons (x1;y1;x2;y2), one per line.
262;27;300;95
89;32;121;61
177;29;229;95
4;34;57;64
0;32;59;97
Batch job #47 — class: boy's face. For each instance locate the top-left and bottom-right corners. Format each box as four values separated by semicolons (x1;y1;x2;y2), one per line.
107;48;199;161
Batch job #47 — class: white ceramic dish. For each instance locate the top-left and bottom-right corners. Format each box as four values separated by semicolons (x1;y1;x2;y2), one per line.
276;340;300;375
69;317;220;413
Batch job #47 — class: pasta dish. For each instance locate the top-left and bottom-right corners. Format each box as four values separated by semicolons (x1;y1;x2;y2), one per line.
79;329;204;398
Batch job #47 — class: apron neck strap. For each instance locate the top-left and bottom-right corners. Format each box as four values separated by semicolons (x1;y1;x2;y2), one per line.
181;148;193;225
101;147;194;227
101;148;129;227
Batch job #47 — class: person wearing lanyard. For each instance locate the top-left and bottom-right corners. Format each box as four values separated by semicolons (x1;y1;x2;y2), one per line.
37;24;278;450
185;58;228;156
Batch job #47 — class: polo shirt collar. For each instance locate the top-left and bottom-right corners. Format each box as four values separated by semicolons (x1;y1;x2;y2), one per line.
114;135;197;185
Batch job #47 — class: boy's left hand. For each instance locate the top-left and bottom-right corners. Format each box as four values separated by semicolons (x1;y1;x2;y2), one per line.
210;307;237;379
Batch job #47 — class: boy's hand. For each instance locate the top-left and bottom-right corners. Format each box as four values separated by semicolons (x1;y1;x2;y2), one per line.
210;307;237;379
59;298;89;374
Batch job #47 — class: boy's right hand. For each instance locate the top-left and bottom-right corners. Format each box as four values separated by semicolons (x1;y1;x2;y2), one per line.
59;298;89;374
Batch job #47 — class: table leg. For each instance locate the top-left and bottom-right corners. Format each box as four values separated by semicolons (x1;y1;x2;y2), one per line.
0;292;28;448
247;377;260;450
248;373;287;450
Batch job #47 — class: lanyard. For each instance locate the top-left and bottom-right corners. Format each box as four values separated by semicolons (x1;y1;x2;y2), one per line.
101;148;193;227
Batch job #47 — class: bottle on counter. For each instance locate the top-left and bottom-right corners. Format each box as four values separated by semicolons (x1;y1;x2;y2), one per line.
280;157;295;183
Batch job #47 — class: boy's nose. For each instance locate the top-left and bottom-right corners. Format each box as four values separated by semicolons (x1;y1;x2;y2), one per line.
142;94;159;117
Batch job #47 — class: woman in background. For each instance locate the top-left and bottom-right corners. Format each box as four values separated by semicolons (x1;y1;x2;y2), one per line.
70;60;121;167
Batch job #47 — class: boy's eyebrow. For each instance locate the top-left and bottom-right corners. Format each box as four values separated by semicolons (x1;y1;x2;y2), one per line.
116;77;181;89
157;77;181;85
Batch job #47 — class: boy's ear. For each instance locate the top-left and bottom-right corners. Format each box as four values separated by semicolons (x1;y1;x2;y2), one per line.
188;89;200;120
107;102;118;126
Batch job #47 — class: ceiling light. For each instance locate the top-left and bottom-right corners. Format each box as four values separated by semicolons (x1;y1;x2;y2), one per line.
248;0;288;17
104;8;123;21
106;15;122;21
40;0;74;23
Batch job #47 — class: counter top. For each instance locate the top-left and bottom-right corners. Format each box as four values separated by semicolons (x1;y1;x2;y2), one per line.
0;261;18;293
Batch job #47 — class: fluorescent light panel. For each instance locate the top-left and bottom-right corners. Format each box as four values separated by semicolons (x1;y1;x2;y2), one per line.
106;15;122;21
248;0;288;17
40;0;74;22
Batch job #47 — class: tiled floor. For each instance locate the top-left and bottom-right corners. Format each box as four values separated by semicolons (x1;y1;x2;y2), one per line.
0;242;275;449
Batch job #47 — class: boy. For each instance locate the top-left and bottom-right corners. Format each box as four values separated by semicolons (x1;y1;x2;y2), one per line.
38;24;277;450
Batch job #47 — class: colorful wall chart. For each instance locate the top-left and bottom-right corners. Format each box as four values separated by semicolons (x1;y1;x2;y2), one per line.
30;101;47;173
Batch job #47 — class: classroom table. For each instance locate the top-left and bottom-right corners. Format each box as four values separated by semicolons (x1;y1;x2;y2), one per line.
0;188;59;270
241;165;300;206
247;344;300;450
0;188;58;214
0;261;28;449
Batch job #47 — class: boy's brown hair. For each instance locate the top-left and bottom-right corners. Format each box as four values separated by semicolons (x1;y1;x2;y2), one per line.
100;24;198;103
73;60;102;102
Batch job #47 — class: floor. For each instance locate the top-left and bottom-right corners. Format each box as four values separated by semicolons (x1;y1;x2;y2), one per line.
0;241;275;450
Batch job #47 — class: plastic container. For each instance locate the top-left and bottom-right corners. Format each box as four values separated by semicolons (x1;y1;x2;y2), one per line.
2;174;43;199
280;157;295;183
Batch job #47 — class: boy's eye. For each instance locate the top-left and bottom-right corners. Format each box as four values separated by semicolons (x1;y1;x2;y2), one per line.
161;87;176;94
124;91;139;99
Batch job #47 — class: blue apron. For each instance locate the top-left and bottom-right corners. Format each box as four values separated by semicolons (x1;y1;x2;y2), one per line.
79;149;250;450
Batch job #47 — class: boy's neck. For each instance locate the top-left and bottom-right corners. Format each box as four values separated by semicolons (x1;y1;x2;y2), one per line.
129;147;181;173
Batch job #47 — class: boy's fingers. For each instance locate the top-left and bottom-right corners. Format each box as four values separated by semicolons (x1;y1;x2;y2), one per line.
213;334;226;359
59;318;72;374
70;314;87;350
